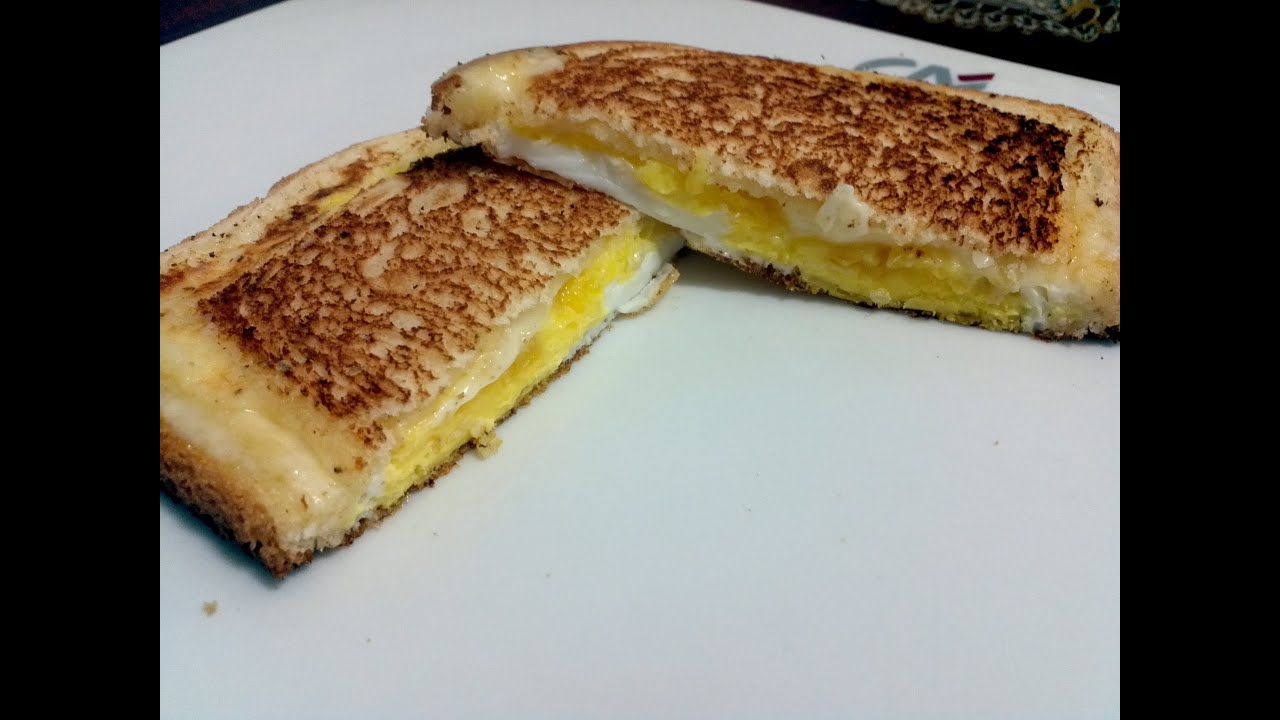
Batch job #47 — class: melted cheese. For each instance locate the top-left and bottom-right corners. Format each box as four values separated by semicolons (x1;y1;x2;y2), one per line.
447;49;566;126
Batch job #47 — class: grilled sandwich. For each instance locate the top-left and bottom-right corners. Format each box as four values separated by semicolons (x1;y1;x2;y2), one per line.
425;41;1120;338
160;130;681;577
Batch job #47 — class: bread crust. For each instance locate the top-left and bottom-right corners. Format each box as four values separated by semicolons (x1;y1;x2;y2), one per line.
161;342;600;578
160;418;298;573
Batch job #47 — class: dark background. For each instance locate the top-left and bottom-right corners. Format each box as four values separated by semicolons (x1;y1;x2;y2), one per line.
159;0;1119;85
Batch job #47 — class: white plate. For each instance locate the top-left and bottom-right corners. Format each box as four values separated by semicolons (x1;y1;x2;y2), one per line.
160;2;1119;718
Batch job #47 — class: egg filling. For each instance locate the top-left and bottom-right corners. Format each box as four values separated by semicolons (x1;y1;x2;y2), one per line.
376;217;679;507
491;124;1084;333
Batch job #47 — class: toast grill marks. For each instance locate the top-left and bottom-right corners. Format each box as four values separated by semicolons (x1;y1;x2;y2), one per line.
526;45;1070;254
199;150;631;442
162;136;440;296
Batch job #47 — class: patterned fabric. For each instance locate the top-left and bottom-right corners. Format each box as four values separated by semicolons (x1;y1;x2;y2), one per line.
876;0;1120;42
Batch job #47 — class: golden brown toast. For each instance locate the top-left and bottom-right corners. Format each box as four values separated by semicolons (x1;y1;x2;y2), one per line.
160;130;681;576
425;41;1119;339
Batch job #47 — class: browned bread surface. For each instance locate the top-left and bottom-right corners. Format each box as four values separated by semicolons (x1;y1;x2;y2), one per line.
429;41;1119;258
164;141;633;432
160;130;642;577
195;149;632;441
426;41;1119;337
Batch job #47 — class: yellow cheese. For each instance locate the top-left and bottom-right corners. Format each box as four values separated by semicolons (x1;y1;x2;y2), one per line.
523;127;1032;331
378;218;666;506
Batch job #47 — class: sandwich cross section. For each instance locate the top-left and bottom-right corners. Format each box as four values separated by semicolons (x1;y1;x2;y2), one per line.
426;42;1120;338
160;132;680;576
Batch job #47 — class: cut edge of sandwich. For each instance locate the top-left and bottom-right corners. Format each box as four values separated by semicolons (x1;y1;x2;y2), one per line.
160;129;682;577
424;41;1119;339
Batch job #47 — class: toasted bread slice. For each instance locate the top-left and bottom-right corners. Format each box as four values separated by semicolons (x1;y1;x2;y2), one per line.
425;41;1119;339
160;130;681;577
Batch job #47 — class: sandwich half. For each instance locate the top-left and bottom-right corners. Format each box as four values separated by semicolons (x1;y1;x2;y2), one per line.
160;130;681;577
425;41;1120;339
